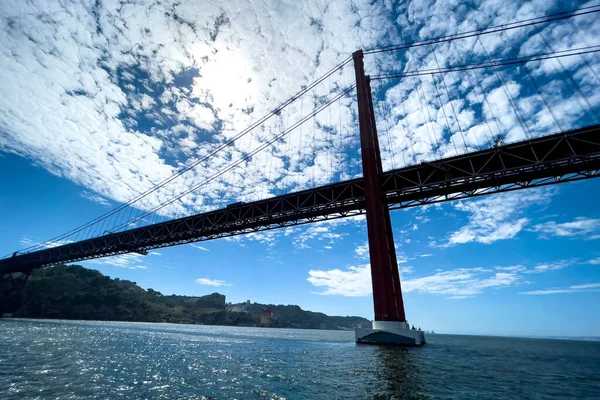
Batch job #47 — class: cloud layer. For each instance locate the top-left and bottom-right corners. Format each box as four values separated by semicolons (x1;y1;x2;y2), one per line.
530;217;600;239
307;256;597;298
520;282;600;295
1;1;598;246
195;278;231;287
444;188;554;246
307;263;522;298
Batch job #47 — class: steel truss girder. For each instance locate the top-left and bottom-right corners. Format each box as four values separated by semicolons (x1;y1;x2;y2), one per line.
1;124;599;273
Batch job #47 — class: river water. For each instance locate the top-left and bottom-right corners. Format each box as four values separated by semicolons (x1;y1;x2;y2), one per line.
1;319;599;399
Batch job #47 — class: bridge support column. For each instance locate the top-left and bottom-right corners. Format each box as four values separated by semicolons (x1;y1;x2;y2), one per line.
352;50;424;346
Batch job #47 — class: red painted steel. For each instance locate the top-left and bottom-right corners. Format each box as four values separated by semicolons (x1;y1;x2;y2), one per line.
353;50;406;322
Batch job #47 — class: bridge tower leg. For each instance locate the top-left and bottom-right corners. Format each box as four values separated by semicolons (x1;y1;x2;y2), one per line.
352;50;425;346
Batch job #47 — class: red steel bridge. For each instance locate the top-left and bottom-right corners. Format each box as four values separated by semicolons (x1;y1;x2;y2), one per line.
2;7;600;324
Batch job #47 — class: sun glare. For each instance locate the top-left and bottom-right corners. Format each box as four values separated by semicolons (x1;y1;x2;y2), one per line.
192;49;259;115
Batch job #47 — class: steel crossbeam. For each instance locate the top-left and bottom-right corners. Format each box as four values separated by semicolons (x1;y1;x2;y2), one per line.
1;124;599;274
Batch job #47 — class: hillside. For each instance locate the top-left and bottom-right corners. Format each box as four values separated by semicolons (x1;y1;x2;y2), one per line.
0;264;371;330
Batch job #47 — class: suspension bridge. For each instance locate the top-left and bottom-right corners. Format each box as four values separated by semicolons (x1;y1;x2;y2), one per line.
2;6;600;345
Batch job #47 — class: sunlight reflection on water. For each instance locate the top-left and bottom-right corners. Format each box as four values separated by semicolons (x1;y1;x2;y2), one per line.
1;319;599;399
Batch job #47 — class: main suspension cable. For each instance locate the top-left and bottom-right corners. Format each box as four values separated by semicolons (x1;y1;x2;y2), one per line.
364;5;600;54
13;57;353;255
108;86;357;233
370;46;600;80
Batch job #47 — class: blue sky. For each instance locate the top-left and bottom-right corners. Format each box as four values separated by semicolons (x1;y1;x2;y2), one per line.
2;151;599;337
1;0;600;337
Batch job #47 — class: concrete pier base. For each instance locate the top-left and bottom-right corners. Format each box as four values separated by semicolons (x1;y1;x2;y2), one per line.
356;321;426;346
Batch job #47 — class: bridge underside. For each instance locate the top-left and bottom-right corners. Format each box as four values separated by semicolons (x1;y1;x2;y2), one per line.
1;124;599;274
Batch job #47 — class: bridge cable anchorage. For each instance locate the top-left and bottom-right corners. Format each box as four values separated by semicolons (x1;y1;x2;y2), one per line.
106;86;357;234
2;56;353;258
364;4;600;54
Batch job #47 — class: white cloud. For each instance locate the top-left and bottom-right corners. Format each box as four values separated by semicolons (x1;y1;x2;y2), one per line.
353;240;409;262
43;239;75;249
529;217;600;239
587;257;600;265
444;189;554;246
292;220;350;249
190;244;210;251
308;264;522;298
525;260;573;274
18;236;73;250
520;283;600;295
307;255;587;298
80;191;111;207
19;236;38;248
403;268;520;298
85;249;162;269
354;242;369;259
195;278;231;287
225;230;278;248
88;253;150;270
0;0;396;238
496;265;527;272
308;264;372;297
2;0;598;251
572;283;600;289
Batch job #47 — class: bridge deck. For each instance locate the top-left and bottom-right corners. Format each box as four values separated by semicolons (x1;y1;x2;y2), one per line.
2;124;599;273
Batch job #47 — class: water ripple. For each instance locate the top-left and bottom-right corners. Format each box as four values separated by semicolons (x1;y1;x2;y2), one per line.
1;319;599;399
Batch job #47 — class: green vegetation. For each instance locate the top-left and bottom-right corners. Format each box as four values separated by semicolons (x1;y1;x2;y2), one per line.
1;264;371;330
241;302;370;330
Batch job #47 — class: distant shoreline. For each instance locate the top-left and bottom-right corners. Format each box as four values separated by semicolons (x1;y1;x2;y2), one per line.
0;316;360;331
3;318;599;343
1;264;371;330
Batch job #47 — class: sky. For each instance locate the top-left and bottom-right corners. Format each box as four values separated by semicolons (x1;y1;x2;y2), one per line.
1;0;600;337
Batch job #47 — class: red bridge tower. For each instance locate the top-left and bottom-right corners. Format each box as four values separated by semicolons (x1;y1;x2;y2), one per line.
352;50;425;346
